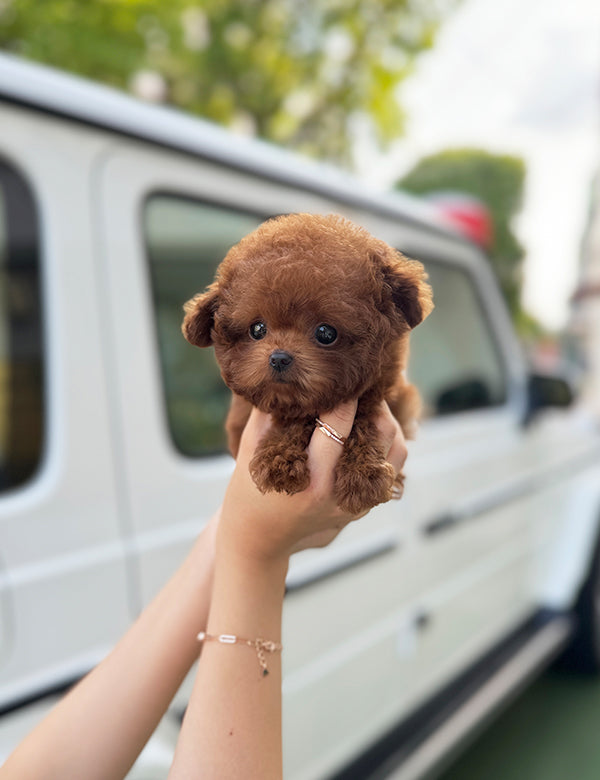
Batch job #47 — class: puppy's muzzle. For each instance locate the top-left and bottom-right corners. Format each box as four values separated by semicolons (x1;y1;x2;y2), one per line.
269;350;294;373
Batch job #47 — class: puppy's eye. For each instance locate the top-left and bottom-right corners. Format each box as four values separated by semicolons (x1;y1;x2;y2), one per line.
315;324;338;345
249;321;267;340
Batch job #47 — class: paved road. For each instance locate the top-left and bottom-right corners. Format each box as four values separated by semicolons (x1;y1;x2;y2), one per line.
439;669;600;780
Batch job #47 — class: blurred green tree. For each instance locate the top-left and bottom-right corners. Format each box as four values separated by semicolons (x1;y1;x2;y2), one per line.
397;148;532;327
0;0;456;164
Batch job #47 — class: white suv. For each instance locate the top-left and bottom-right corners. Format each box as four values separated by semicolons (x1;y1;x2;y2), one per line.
0;55;599;779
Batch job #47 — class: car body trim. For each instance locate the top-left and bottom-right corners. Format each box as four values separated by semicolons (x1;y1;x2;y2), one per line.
331;610;573;779
380;614;572;780
424;446;600;535
285;527;399;594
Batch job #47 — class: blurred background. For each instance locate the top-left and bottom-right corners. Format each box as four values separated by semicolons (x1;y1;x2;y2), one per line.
1;0;600;777
1;0;598;403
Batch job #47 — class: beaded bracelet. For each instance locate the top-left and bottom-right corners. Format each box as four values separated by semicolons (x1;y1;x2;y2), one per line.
197;632;283;677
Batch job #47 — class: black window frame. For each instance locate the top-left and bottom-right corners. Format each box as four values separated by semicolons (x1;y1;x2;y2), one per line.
0;157;45;492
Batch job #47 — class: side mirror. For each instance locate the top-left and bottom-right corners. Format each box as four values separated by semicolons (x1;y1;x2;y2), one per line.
523;373;574;426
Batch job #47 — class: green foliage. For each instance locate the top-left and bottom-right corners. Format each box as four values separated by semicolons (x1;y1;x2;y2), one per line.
0;0;456;164
398;148;527;321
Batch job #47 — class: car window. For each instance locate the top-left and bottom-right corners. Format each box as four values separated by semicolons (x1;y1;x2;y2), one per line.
408;260;507;416
0;161;44;491
143;196;263;456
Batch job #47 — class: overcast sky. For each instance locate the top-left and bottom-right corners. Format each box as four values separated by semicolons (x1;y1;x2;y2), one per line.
357;0;600;331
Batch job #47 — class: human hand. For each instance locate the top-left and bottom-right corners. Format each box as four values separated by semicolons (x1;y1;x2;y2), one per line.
216;400;407;570
295;401;407;552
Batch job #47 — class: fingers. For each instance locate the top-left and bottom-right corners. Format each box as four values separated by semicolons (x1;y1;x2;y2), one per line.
374;402;407;474
236;407;272;462
387;434;408;475
237;401;407;508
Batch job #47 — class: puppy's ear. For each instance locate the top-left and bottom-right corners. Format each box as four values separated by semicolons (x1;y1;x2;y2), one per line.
381;253;434;330
182;285;219;347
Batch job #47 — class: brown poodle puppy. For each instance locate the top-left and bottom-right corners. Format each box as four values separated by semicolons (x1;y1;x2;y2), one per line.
182;213;433;514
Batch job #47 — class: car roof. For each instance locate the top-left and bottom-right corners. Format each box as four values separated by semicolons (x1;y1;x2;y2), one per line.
0;52;466;242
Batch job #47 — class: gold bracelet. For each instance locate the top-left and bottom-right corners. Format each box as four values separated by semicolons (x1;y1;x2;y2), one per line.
197;632;283;677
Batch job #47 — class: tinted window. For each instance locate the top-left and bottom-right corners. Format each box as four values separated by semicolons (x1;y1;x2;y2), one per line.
144;196;262;456
0;162;44;491
409;261;507;416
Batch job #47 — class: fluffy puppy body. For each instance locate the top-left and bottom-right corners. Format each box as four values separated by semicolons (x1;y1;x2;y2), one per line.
183;213;432;514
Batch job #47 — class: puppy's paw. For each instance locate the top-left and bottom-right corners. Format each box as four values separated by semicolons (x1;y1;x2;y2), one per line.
250;446;310;495
334;459;395;515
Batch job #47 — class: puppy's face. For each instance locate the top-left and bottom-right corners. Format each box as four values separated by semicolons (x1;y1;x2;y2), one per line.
182;214;432;418
211;278;386;417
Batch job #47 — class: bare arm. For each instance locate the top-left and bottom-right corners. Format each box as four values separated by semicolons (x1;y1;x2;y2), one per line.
169;400;406;779
0;514;218;780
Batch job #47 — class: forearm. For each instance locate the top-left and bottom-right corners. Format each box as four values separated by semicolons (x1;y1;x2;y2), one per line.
169;545;288;780
1;520;216;780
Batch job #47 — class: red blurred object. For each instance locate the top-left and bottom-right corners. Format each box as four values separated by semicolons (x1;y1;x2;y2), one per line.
425;191;494;250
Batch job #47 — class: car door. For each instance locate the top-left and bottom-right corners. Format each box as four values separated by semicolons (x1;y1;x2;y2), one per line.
0;111;132;710
399;251;539;708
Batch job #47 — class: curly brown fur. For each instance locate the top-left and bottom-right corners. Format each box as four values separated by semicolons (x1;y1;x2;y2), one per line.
182;213;433;514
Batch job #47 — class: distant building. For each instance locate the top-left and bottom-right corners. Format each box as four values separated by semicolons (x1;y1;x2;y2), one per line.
570;171;600;417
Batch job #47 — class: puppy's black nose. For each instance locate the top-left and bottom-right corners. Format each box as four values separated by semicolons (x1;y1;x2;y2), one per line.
269;350;294;372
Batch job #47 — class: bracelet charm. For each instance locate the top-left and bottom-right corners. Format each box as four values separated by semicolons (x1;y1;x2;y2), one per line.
197;631;283;677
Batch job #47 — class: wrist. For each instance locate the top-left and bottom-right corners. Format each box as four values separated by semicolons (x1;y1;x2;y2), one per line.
215;517;291;582
215;540;289;587
208;549;287;643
